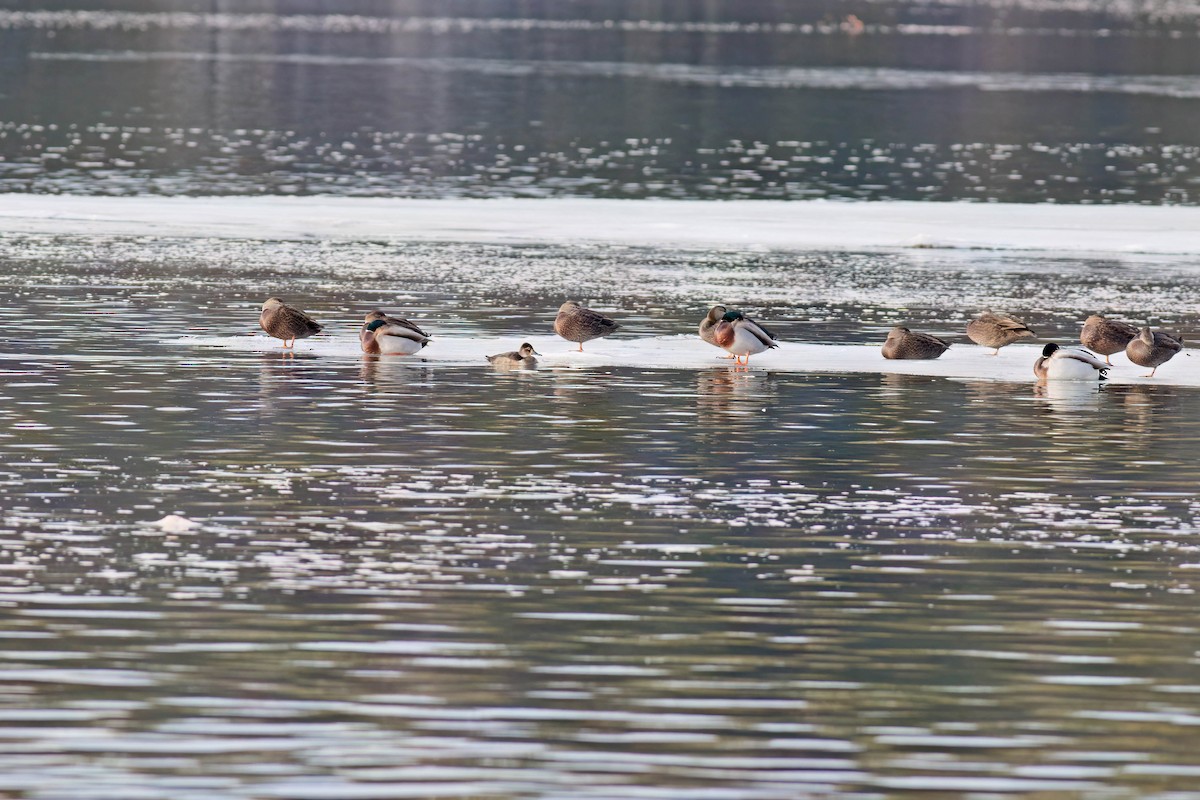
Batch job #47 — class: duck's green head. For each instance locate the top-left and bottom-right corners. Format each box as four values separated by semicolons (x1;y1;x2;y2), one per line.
1041;343;1059;357
365;319;388;332
721;310;744;323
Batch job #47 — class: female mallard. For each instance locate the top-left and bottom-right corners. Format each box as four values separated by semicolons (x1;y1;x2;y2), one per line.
260;297;322;348
881;326;950;360
1034;343;1108;381
966;312;1035;355
361;318;432;356
1126;326;1183;377
554;301;619;351
1080;315;1138;365
486;342;541;368
360;310;430;355
713;309;778;366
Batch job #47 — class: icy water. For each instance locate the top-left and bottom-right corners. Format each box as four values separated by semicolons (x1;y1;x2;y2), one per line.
3;0;1200;202
4;234;1200;798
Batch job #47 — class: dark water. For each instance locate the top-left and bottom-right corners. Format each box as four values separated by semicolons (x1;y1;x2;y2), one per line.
4;236;1200;797
3;0;1200;201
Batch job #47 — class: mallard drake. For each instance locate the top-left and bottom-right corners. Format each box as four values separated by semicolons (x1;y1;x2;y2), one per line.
1034;343;1108;381
1126;326;1183;377
361;318;431;356
966;312;1035;355
881;326;950;360
713;309;778;366
699;305;776;353
554;301;619;351
486;342;541;368
260;297;322;348
360;310;430;355
1080;315;1138;365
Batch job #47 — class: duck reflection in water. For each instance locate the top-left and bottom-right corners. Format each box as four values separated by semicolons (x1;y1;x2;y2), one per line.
1033;380;1104;423
695;367;776;427
359;356;438;394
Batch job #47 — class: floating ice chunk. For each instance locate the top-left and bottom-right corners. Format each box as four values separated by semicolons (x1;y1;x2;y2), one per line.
152;514;199;533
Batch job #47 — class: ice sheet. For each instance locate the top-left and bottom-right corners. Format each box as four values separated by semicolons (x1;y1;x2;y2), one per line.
176;333;1195;386
4;195;1200;256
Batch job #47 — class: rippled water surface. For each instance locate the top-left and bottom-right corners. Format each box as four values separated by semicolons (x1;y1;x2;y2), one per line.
3;0;1200;201
4;234;1200;797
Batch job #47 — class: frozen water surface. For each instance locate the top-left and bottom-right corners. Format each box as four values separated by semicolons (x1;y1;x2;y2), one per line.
3;199;1200;797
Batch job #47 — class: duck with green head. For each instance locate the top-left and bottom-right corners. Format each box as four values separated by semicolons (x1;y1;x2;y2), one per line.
361;318;431;356
360;310;431;355
713;309;778;366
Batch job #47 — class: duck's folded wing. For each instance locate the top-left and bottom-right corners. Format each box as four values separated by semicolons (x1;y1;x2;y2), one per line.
1061;350;1108;369
380;324;429;343
1159;332;1185;350
997;317;1034;333
387;316;431;338
740;319;778;349
745;315;778;342
281;305;322;334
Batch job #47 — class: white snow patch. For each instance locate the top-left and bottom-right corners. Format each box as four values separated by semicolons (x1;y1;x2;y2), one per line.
174;333;1196;386
3;195;1200;256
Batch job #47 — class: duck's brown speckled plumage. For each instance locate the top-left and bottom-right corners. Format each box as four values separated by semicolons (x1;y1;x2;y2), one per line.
260;297;322;347
966;312;1035;353
1126;326;1184;377
881;327;950;360
1080;315;1138;364
554;301;619;350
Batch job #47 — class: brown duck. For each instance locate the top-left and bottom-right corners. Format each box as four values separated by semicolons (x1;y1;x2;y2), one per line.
554;301;619;351
881;326;950;360
966;312;1035;355
1126;326;1184;377
260;297;322;348
1079;315;1138;365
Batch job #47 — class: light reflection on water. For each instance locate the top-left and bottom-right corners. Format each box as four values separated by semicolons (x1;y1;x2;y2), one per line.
2;239;1200;796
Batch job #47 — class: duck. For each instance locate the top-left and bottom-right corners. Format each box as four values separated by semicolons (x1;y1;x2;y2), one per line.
1126;326;1183;377
966;312;1036;355
1080;315;1138;365
699;305;777;355
486;342;541;368
713;309;778;366
1033;343;1109;381
361;317;432;356
881;326;950;360
554;301;619;351
260;297;322;348
360;310;430;355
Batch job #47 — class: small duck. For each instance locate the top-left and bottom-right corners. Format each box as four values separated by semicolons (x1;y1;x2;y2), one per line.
360;310;430;355
1126;326;1183;377
361;318;432;356
713;309;778;366
260;297;322;348
554;301;619;351
1080;315;1138;365
881;326;950;360
967;312;1036;355
1034;343;1109;381
486;342;541;368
